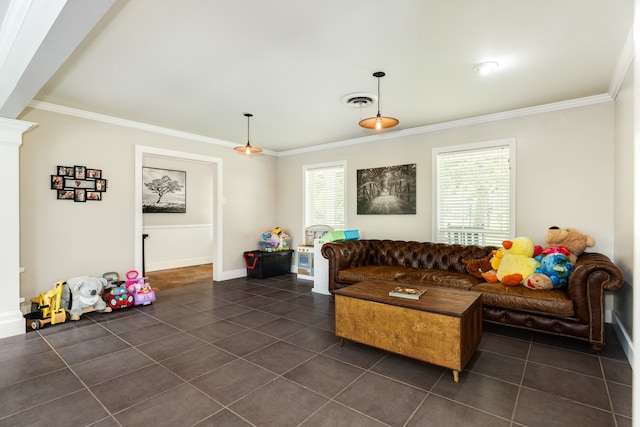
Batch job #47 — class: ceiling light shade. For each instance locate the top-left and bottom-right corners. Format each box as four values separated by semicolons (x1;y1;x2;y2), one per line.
234;113;262;155
359;71;399;130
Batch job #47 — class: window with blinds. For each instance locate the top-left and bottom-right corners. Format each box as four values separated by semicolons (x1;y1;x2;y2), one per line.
304;162;346;230
433;139;515;246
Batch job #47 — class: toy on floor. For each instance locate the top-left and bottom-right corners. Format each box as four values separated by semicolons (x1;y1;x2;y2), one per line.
27;280;67;330
102;271;134;310
125;269;156;306
66;276;112;320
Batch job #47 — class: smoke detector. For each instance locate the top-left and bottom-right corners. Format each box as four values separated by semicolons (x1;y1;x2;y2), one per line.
342;93;377;108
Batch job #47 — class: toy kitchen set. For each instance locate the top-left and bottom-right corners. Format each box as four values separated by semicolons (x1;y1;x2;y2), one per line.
297;225;359;295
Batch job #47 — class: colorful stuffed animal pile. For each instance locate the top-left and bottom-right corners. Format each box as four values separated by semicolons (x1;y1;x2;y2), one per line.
462;226;595;290
523;226;595;290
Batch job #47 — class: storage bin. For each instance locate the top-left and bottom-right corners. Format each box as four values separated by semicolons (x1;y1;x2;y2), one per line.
344;230;359;240
322;229;359;242
322;230;346;242
243;249;293;279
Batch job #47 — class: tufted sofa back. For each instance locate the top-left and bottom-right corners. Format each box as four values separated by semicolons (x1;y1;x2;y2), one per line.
322;239;495;274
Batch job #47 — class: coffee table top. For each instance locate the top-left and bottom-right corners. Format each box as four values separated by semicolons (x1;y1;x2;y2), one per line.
334;279;481;317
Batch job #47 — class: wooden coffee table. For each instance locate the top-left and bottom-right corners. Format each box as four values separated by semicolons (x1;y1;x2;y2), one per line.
333;279;482;382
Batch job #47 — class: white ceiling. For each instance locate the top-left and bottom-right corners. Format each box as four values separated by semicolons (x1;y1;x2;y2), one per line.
1;0;633;153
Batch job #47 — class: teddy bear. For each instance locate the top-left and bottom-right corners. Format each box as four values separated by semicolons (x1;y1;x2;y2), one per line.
66;276;112;320
496;236;540;286
524;226;595;290
542;226;595;264
462;252;494;278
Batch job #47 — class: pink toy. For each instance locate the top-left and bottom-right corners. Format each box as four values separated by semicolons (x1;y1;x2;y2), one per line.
125;270;156;306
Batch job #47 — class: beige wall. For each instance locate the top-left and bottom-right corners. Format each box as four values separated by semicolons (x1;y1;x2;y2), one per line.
278;102;616;256
613;58;634;337
18;108;277;299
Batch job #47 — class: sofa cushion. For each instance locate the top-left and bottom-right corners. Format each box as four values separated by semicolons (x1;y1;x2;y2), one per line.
338;266;416;283
397;269;482;290
472;282;575;317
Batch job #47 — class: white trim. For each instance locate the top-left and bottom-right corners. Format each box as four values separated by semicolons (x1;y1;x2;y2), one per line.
613;313;634;368
278;95;612;157
0;0;32;71
30;94;610;158
30;100;276;156
146;257;213;273
609;28;634;100
134;146;223;281
143;224;213;230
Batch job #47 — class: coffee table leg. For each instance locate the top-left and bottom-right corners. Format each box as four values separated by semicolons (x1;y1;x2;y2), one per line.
339;338;345;346
453;370;460;383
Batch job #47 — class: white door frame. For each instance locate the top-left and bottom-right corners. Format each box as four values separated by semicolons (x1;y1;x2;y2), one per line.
134;145;223;280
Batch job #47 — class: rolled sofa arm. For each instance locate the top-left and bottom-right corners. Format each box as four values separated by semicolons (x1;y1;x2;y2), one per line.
567;252;624;325
321;240;373;293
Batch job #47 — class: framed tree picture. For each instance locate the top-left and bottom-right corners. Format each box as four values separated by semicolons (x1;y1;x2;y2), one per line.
142;167;186;213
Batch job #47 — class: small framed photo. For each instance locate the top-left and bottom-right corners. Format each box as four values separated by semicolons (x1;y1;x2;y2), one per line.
57;189;75;200
95;179;107;192
87;191;102;201
74;165;86;180
57;166;74;177
51;175;64;190
86;168;102;179
74;188;86;202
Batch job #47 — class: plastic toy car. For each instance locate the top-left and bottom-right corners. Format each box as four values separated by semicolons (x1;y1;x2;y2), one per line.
125;269;156;306
104;285;134;310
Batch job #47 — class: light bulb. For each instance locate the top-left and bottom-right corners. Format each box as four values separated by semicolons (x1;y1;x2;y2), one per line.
375;119;382;130
245;147;251;155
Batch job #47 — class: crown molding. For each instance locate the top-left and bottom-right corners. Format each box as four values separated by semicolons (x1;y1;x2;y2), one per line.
27;100;276;156
609;28;634;100
29;93;612;158
277;93;613;157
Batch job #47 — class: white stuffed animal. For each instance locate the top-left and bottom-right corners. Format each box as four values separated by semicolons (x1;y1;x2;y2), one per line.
66;276;112;320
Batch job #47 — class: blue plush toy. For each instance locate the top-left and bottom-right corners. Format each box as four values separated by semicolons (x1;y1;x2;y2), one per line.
524;252;573;290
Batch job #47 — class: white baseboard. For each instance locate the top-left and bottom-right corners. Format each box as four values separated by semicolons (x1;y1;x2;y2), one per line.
216;268;247;281
146;257;213;272
0;310;26;339
613;314;633;368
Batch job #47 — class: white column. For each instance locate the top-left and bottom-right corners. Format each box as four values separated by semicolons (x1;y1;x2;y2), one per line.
0;117;36;339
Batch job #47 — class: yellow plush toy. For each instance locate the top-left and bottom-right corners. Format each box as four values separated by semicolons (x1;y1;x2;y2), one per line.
496;237;540;286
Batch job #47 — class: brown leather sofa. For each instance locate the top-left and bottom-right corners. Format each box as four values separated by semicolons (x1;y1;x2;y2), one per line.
321;239;624;352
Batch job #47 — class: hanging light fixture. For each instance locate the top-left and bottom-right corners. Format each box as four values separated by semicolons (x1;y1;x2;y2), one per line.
359;71;399;130
234;113;262;155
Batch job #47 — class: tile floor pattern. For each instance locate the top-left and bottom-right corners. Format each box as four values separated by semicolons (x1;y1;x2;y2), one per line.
0;274;632;427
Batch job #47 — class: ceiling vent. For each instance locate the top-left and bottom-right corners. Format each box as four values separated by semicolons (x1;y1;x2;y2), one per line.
342;93;377;108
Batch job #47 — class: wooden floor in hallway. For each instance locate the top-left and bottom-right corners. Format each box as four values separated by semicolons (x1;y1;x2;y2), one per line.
146;264;213;291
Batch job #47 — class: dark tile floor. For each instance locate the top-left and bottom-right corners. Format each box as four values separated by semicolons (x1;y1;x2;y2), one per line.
0;274;632;427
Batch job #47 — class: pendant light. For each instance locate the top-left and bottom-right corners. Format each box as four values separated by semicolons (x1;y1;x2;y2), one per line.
234;113;262;155
359;71;399;130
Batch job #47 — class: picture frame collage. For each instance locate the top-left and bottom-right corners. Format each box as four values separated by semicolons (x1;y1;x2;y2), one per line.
51;165;108;202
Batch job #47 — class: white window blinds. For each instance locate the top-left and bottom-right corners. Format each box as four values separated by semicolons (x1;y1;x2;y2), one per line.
433;140;515;246
304;162;345;229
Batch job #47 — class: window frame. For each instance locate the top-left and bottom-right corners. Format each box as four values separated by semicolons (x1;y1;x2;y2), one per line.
432;138;516;246
302;160;347;237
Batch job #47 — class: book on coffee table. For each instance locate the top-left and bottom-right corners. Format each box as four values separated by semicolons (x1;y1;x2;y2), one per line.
389;286;427;300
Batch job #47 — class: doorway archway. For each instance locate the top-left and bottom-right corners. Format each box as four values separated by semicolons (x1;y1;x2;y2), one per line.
134;145;223;282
